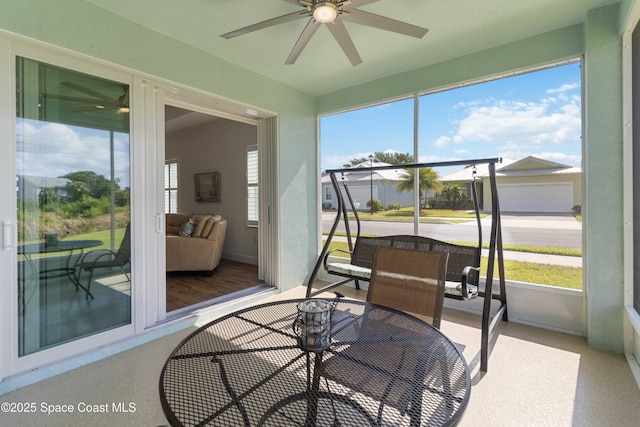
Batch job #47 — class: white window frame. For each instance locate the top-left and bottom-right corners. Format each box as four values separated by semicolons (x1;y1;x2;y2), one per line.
247;144;258;227
324;186;332;203
165;159;179;213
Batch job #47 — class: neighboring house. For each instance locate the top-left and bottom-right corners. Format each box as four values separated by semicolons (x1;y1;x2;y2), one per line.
321;162;415;210
17;175;69;203
441;156;582;213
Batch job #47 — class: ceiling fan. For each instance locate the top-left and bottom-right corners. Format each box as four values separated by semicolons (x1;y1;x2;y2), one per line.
221;0;428;66
43;81;129;115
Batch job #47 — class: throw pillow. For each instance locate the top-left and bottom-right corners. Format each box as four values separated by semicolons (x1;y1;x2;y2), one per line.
179;218;196;237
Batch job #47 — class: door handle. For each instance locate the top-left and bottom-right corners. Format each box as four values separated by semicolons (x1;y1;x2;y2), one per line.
3;221;13;250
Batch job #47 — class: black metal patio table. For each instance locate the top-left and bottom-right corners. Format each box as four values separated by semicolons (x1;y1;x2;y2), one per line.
159;298;470;426
18;239;103;299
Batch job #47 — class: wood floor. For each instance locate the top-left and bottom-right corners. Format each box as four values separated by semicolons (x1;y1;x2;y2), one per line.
166;259;265;312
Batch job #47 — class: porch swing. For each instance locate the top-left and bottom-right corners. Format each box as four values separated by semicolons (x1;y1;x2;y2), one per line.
305;157;508;371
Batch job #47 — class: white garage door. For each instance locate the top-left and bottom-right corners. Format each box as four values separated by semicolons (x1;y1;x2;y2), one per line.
497;183;573;212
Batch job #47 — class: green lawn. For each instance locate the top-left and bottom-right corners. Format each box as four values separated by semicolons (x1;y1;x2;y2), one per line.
325;233;582;257
323;240;583;290
65;228;126;251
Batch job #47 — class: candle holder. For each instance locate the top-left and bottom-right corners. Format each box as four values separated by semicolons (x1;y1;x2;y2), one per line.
293;299;333;352
45;233;59;248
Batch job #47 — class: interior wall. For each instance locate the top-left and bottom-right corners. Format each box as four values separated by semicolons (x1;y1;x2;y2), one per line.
165;119;258;264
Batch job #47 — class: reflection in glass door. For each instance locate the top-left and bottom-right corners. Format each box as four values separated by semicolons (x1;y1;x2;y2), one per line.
16;57;131;356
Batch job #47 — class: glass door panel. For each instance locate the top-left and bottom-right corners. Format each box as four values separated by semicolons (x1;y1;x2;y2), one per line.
16;57;131;356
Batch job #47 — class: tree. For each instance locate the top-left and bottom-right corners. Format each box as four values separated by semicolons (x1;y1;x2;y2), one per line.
439;183;468;209
396;168;440;207
343;151;414;167
63;171;117;202
38;187;60;208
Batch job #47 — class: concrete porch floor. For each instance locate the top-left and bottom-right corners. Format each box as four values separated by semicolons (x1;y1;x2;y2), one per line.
1;285;639;426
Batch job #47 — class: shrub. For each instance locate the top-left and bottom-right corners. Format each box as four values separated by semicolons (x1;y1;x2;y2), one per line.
366;198;383;212
387;202;402;210
64;195;111;218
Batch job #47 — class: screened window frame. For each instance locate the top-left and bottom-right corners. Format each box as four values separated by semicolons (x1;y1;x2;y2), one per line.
631;18;640;314
318;59;583;290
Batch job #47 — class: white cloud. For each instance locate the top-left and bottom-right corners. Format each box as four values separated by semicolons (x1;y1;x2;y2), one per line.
433;136;451;148
547;83;579;94
16;120;131;187
447;97;581;149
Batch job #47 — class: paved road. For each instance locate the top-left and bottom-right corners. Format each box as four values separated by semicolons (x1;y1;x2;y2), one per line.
321;213;582;250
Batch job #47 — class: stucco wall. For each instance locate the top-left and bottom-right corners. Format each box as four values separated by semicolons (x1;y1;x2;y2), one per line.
584;4;624;352
0;0;317;290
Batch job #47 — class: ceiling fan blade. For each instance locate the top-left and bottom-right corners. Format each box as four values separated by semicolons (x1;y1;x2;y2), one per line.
326;20;362;66
73;105;119;112
287;0;377;7
346;0;381;7
342;9;428;38
285;18;321;65
221;10;309;39
43;93;107;104
61;81;117;102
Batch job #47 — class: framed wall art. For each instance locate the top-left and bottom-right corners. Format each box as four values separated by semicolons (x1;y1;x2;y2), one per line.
195;172;221;202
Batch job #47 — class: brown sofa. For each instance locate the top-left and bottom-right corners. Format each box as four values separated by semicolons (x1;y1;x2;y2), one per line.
166;213;227;274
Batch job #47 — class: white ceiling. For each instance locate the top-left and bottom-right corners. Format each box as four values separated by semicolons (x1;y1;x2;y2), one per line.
165;105;220;133
83;0;616;96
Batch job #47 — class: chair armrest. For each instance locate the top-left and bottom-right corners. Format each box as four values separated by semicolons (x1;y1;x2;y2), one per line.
323;248;354;270
461;265;480;299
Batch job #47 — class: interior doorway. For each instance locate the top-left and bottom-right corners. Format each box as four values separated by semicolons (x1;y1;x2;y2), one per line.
163;104;265;313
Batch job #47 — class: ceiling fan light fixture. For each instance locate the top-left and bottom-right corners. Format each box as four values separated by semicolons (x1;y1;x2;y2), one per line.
313;1;338;23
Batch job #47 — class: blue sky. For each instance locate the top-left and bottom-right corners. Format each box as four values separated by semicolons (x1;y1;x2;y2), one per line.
320;62;582;173
17;119;131;188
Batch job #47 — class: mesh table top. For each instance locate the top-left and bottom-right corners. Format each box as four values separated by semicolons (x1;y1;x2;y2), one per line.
159;299;470;427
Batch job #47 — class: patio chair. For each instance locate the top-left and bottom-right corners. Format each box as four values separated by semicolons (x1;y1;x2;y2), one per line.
320;248;450;421
367;246;449;329
76;223;131;294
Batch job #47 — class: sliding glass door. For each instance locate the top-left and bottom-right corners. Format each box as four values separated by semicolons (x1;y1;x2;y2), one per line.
16;57;131;356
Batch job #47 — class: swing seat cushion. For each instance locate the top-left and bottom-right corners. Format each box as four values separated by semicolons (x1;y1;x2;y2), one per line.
326;262;372;280
327;260;477;298
322;235;481;300
444;282;479;299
